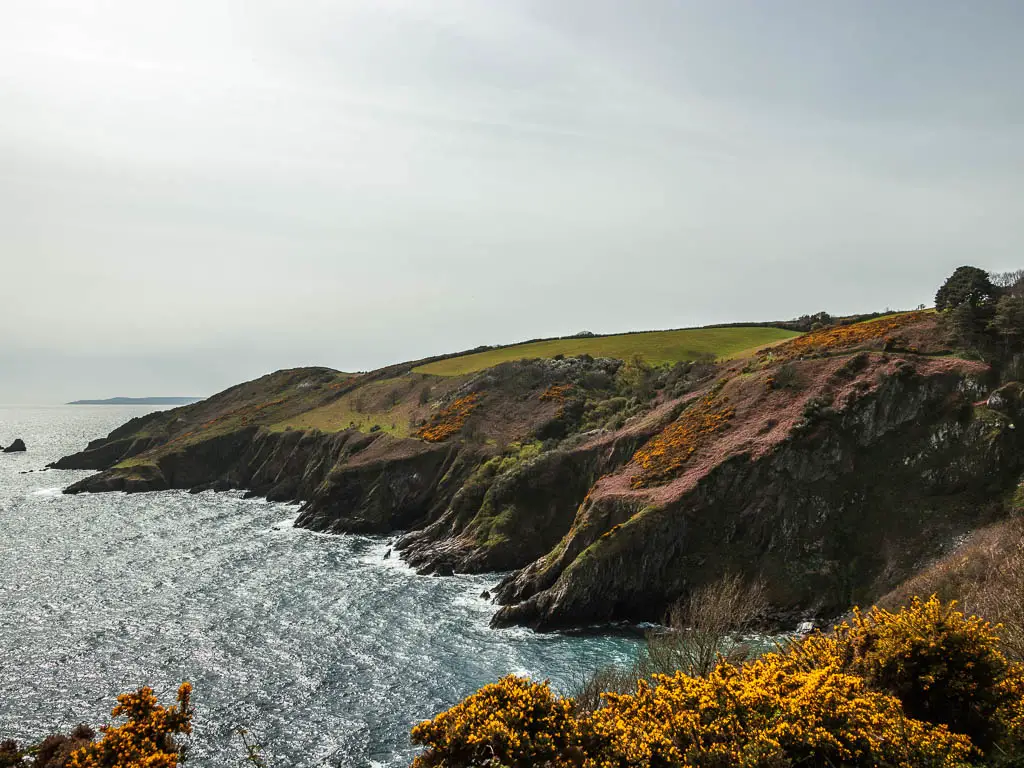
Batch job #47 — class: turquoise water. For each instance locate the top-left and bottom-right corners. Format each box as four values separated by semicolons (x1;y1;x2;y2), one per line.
0;405;639;767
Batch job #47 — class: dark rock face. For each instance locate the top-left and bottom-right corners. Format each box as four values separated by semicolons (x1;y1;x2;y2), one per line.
398;431;654;574
3;439;26;453
491;365;1024;631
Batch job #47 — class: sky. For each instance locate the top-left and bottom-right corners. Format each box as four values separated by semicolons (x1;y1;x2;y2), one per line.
2;1;1023;402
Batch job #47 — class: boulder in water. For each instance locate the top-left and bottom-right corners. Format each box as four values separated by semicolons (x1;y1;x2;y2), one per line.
480;590;491;600
3;439;26;453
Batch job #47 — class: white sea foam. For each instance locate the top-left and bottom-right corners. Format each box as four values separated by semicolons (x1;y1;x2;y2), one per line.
29;487;62;497
270;513;301;531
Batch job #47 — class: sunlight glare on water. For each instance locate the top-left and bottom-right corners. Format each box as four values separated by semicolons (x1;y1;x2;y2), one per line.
0;405;639;767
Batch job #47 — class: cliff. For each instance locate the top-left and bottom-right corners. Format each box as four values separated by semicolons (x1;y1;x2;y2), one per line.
53;313;1024;630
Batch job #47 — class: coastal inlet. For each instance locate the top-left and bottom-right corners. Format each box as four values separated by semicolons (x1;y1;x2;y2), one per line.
0;405;640;767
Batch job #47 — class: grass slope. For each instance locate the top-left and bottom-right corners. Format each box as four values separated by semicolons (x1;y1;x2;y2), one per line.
270;375;428;437
413;326;801;377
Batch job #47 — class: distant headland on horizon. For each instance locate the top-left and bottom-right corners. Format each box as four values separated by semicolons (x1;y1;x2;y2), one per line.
67;397;204;406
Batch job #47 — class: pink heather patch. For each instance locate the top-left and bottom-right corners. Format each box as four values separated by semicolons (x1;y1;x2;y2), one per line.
592;351;988;508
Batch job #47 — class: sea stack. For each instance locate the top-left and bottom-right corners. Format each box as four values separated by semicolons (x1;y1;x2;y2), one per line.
3;439;26;453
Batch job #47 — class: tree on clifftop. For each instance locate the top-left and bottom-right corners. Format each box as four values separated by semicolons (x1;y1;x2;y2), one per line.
936;266;998;311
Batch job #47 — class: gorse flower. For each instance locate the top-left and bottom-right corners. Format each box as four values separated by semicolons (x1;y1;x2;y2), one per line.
630;393;735;488
788;597;1016;749
416;394;480;442
411;598;1024;767
410;676;580;768
539;384;575;403
765;311;930;362
68;683;193;768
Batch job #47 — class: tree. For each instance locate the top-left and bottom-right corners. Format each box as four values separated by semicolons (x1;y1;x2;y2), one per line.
935;266;998;311
990;269;1024;293
947;301;989;353
991;293;1024;346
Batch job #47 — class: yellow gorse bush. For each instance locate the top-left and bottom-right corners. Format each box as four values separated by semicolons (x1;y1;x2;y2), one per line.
410;598;1024;767
588;661;972;768
410;676;580;768
764;311;930;362
416;394;480;443
68;683;193;768
630;393;734;488
789;597;1015;748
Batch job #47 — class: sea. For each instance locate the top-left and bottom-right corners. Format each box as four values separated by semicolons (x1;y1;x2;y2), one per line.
0;405;640;767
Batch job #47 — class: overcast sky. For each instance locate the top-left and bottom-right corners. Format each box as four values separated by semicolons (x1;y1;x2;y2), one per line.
2;1;1023;402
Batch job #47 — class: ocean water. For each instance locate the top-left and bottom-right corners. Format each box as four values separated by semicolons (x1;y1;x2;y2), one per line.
0;405;640;767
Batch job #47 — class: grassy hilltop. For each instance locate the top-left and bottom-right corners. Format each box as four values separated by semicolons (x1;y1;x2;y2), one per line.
413;326;800;376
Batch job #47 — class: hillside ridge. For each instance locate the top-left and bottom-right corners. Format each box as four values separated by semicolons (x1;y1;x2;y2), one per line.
51;309;1024;631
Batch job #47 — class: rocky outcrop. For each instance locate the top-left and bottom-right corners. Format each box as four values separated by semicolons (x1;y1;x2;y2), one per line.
50;435;162;469
492;357;1021;630
3;438;26;453
399;429;655;574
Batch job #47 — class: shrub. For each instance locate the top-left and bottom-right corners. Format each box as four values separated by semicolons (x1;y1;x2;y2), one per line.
413;599;1024;767
766;311;929;362
630;393;735;488
769;361;802;390
569;665;640;714
410;676;581;768
415;394;481;442
616;355;655;399
68;683;193;768
790;597;1012;748
0;742;26;768
589;662;972;768
989;664;1024;765
643;574;766;678
579;370;613;391
30;726;96;768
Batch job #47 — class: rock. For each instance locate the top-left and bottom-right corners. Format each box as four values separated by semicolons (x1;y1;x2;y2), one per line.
480;590;491;600
3;439;26;453
987;382;1024;416
796;621;815;635
383;548;391;560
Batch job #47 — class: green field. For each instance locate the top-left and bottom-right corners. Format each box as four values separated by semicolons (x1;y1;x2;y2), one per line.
268;375;439;437
269;397;415;437
413;327;801;377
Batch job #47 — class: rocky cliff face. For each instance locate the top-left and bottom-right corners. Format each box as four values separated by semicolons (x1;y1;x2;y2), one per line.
54;315;1024;631
493;359;1021;629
